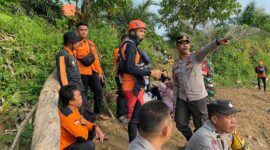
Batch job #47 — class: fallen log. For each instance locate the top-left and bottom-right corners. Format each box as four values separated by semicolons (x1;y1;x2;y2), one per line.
31;70;60;150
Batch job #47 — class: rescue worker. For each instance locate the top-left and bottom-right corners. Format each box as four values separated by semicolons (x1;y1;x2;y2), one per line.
118;20;163;142
255;61;267;91
75;22;104;116
186;99;248;150
173;34;229;142
114;34;129;123
59;85;105;150
56;31;93;122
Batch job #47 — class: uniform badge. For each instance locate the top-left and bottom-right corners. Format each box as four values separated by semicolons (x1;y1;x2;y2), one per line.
74;119;80;125
183;36;187;40
72;61;75;66
211;139;221;150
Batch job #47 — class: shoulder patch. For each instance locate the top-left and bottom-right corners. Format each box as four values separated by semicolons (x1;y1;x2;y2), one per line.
60;106;72;117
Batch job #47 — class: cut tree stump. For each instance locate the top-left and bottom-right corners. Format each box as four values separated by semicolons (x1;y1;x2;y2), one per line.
31;70;60;150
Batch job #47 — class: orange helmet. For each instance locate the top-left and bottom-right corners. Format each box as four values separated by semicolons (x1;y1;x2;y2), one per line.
259;61;263;66
128;20;147;32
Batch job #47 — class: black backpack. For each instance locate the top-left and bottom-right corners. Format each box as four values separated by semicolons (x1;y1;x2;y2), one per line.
116;38;136;74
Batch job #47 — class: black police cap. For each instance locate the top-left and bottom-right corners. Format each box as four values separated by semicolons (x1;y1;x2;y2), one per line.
207;99;240;115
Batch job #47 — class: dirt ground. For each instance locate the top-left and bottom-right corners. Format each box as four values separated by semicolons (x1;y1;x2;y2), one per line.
96;88;270;150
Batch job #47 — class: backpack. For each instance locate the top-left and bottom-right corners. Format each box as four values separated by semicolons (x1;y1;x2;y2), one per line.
116;38;137;74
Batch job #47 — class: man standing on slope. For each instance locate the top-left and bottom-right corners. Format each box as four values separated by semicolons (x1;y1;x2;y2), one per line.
173;34;229;142
118;20;163;142
255;61;267;91
56;31;93;122
75;22;105;118
114;34;129;123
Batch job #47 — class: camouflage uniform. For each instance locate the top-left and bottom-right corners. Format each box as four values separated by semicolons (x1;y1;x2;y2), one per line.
202;58;215;101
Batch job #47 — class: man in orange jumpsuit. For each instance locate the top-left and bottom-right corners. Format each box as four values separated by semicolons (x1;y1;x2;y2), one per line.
59;85;105;150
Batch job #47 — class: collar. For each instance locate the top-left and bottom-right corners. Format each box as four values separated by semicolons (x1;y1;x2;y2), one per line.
137;135;156;150
129;35;140;46
64;46;74;56
204;120;223;139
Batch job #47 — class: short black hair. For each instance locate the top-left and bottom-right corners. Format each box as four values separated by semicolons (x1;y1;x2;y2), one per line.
59;85;78;107
139;101;170;137
76;22;88;29
121;34;128;41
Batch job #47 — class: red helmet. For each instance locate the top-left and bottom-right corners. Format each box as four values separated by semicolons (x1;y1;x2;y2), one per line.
128;20;147;32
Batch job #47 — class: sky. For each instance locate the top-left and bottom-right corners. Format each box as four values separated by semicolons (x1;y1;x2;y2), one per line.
133;0;270;36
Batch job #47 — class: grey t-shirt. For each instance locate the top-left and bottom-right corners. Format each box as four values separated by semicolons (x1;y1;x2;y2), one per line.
186;120;233;150
172;40;218;101
128;135;156;150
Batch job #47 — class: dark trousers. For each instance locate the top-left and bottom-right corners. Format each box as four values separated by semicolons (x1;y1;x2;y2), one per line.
123;90;144;143
128;100;142;142
258;76;266;91
150;86;162;101
175;97;208;141
81;72;103;114
79;91;95;122
64;140;95;150
115;77;128;118
64;130;95;150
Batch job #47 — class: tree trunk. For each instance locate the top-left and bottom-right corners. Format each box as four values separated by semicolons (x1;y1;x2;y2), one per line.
31;69;61;150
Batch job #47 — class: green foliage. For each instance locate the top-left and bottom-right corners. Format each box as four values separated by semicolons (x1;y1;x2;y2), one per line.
69;0;132;24
19;0;63;24
112;0;158;33
0;14;62;109
0;122;33;150
210;28;270;87
159;0;241;30
237;1;270;32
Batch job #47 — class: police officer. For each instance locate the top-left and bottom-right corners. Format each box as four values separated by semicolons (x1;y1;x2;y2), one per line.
173;34;230;141
186;99;246;150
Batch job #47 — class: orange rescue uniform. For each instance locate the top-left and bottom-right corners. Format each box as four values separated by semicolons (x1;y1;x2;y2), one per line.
75;39;103;75
120;43;141;91
60;107;94;150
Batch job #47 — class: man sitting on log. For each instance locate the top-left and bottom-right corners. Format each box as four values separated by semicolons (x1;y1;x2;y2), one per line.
59;85;105;150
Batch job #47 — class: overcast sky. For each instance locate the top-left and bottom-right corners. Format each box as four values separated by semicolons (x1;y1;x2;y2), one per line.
133;0;270;36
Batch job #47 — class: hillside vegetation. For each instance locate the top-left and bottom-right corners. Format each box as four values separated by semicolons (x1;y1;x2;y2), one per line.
1;0;270;149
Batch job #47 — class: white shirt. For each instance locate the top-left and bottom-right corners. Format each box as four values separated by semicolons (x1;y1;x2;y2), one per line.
128;135;156;150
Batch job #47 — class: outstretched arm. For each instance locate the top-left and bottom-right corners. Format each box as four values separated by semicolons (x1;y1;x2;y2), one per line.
196;38;230;63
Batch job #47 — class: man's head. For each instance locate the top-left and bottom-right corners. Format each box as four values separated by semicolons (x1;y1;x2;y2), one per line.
128;20;147;41
258;61;263;67
63;31;80;49
138;101;172;145
208;100;240;134
59;85;83;108
77;22;89;39
176;34;191;55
